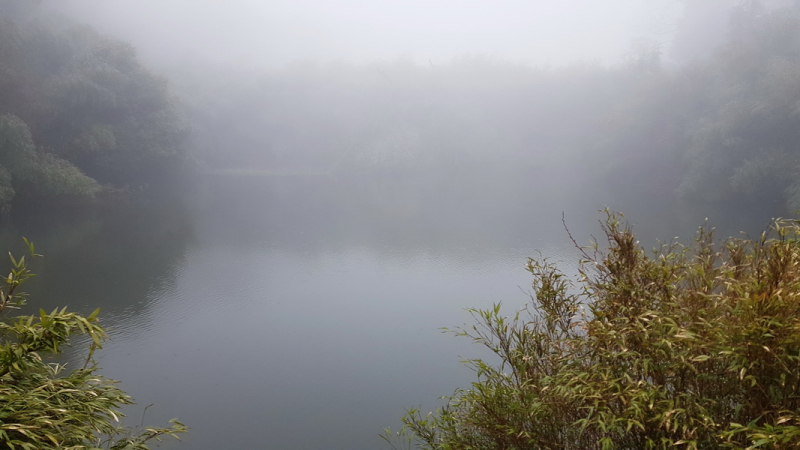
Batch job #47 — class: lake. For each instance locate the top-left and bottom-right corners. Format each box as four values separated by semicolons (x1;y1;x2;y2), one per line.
0;173;784;449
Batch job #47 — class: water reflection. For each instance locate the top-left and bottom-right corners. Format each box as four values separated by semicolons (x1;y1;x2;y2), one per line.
0;176;787;450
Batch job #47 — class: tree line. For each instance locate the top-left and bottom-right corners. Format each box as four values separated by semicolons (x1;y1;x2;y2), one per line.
176;2;800;212
1;1;799;214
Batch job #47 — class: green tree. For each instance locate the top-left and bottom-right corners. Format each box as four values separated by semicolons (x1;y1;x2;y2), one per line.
0;4;189;203
391;212;800;449
677;3;800;209
0;240;186;449
0;114;99;208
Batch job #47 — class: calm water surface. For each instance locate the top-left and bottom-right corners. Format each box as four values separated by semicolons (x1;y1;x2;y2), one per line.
0;176;783;449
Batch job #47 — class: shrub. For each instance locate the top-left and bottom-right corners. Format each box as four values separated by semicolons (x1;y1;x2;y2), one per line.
393;212;800;450
12;152;100;199
0;114;100;205
0;239;185;449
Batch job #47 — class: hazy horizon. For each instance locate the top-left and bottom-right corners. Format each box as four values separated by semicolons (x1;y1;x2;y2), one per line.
44;0;688;71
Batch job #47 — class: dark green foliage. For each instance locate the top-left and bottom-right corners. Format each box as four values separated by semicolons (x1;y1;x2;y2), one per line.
582;2;800;211
0;3;188;208
12;152;101;198
676;4;800;209
394;212;800;449
38;35;189;184
0;167;14;209
0;114;99;205
0;240;186;449
0;115;35;167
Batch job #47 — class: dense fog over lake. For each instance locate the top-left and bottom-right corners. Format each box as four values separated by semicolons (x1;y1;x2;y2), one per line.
43;0;684;69
2;0;800;449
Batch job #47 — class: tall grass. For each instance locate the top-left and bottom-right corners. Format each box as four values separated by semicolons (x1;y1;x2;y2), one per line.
393;212;800;449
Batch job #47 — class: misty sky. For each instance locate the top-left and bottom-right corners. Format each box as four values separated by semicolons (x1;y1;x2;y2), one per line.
44;0;684;69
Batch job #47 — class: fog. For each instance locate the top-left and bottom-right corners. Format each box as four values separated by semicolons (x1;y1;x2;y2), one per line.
3;0;800;449
45;0;683;69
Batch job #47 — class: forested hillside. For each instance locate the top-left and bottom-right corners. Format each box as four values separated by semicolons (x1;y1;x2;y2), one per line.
2;1;799;213
176;2;800;212
596;1;800;210
0;2;188;208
